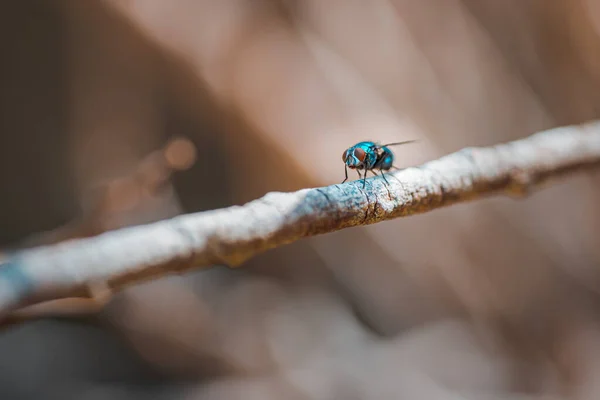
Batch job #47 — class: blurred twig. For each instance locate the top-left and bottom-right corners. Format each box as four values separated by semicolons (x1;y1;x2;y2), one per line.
20;136;198;247
1;121;600;323
0;137;197;325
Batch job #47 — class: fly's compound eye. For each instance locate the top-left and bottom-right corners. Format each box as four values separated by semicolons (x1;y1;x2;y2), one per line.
342;150;349;162
353;147;366;162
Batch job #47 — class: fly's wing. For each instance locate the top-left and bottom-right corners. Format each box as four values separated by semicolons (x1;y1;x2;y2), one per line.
381;139;417;147
374;140;416;170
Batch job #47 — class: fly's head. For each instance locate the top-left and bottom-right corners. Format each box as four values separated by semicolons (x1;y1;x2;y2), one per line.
342;146;368;170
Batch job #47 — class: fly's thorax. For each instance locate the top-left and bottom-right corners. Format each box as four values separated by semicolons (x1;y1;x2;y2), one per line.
355;142;379;169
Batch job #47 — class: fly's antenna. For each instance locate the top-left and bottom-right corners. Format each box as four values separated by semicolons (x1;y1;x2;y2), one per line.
381;139;418;147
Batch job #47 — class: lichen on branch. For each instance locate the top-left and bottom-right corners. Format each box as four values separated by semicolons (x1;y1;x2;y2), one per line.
1;120;600;320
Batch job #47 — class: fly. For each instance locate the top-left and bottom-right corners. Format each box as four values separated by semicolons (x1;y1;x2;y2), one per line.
341;140;416;188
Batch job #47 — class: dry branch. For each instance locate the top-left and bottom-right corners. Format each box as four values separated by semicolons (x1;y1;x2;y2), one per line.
2;121;600;320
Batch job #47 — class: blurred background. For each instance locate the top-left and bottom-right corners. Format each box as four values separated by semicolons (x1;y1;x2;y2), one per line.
2;0;600;399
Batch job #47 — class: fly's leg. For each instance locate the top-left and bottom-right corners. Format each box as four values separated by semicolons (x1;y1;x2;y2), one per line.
362;170;368;189
372;169;392;198
355;170;363;187
387;166;407;193
341;165;349;184
376;170;390;186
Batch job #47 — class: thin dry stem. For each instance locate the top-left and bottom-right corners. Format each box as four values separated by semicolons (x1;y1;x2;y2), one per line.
1;121;600;321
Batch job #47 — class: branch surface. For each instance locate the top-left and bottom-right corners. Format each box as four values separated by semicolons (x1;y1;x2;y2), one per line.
2;121;600;319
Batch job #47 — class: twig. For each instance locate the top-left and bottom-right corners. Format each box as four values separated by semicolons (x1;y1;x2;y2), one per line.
1;121;600;321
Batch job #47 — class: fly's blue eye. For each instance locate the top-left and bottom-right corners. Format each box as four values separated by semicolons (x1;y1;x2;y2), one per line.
353;147;366;162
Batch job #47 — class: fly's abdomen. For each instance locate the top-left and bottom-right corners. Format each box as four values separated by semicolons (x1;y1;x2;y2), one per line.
380;156;394;170
374;148;394;170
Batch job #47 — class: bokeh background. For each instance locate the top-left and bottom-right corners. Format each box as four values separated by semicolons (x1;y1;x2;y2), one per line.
2;1;600;399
